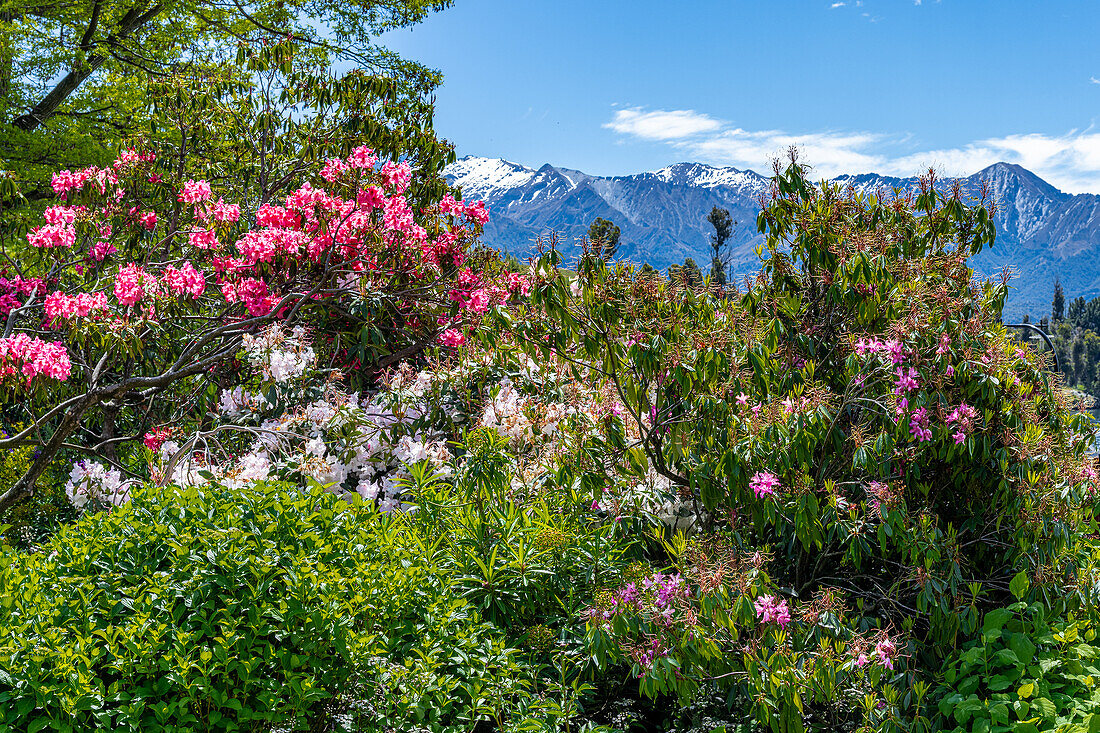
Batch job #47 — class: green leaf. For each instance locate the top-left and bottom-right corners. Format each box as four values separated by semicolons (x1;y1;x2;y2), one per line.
1010;572;1031;601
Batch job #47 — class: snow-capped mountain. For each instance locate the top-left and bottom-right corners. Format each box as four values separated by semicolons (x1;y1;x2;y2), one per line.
445;156;1100;317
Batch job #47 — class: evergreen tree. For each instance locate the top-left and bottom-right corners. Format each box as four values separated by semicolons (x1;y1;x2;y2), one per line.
706;206;734;285
675;257;703;287
587;217;621;262
1053;278;1065;322
1069;296;1087;324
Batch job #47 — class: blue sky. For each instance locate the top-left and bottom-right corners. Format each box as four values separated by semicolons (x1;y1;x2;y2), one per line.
381;1;1100;192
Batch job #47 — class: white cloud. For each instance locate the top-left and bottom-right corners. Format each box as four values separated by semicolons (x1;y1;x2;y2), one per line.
1091;76;1100;85
603;108;722;141
604;107;1100;193
830;2;845;8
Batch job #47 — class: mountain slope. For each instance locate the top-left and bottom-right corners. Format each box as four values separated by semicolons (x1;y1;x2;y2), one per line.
445;156;1100;317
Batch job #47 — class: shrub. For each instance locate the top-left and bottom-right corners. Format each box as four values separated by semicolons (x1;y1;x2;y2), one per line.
492;159;1100;731
0;480;543;732
934;575;1100;733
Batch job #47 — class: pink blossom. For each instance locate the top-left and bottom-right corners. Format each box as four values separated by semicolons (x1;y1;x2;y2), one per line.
946;403;977;443
908;407;931;442
143;427;172;452
936;333;951;356
346;145;378;170
320;158;350;182
27;223;76;249
43;205;83;226
754;594;791;628
894;366;919;395
88;240;116;261
438;328;466;347
44;292;109;323
188;230;219;250
945;364;955;377
114;264;153;306
178;179;212;203
874;638;897;670
750;471;781;498
161;262;206;298
0;334;71;383
138;211;157;230
885;339;907;364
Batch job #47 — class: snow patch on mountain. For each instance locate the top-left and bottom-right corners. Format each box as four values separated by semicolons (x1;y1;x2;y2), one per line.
445;157;536;203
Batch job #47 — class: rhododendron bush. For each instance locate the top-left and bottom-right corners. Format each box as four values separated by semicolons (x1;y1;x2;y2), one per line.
483;160;1100;731
0;143;515;513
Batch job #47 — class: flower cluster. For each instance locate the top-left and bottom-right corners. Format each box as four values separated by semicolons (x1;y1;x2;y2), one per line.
114;264;158;306
946;403;978;444
44;292;109;323
0;334;71;383
242;324;317;383
754;594;792;629
908;407;932;442
750;471;782;498
64;460;135;509
161;262;206;298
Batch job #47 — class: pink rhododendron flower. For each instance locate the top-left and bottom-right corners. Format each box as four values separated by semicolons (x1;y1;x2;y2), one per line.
885;339;907;364
88;240;116;261
346;145;378;170
750;471;781;498
161;262;206;298
27;223;76;249
754;594;791;628
188;229;219;250
894;366;919;395
908;407;931;442
143;427;172;452
875;638;897;670
178;179;212;203
0;334;71;383
438;328;465;347
44;292;109;323
114;264;156;306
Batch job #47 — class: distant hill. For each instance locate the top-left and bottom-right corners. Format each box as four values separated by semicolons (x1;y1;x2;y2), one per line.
445;156;1100;318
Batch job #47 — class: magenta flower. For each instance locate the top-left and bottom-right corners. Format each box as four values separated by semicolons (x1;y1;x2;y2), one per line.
750;471;781;498
754;594;791;629
908;408;931;442
874;638;897;670
894;365;919;395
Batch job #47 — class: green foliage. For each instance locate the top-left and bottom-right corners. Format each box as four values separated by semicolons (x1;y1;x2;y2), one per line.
0;1;456;249
0;426;74;550
934;595;1100;733
0;457;629;730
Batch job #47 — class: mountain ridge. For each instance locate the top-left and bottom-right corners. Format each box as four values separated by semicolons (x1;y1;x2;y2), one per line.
445;156;1100;317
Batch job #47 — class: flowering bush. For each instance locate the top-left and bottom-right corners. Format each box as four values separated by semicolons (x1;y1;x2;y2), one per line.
489;159;1100;730
0;142;524;513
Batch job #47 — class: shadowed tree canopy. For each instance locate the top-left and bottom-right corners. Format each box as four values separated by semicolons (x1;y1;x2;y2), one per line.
0;0;454;202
